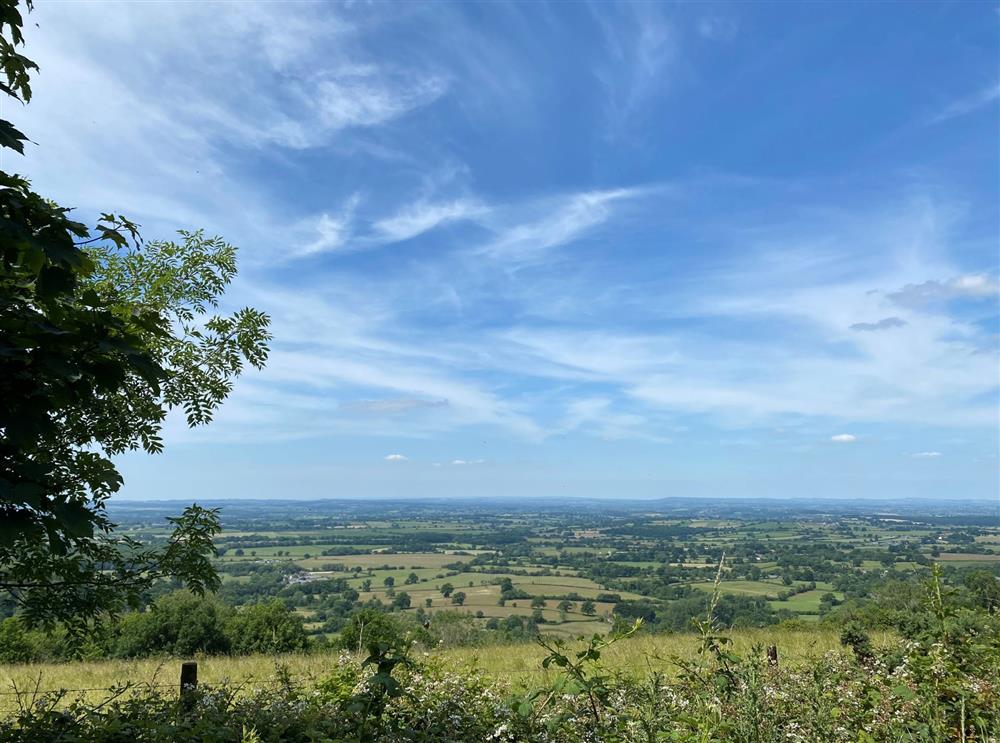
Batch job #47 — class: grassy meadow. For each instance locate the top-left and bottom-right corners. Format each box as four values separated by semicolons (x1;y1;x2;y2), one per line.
0;627;883;712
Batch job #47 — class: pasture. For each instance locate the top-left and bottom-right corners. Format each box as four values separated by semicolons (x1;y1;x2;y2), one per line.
0;627;882;712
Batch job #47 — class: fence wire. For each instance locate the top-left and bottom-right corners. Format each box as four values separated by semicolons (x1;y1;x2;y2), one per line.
0;664;570;698
0;678;292;697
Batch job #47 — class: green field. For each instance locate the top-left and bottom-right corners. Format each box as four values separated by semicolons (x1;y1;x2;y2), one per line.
0;627;883;712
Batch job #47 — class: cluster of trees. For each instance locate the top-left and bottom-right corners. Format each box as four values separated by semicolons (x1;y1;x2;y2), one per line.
826;569;1000;632
0;591;308;662
614;593;787;632
116;593;309;657
333;606;542;654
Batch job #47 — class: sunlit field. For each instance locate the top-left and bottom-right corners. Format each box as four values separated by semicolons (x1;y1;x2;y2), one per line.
0;627;888;712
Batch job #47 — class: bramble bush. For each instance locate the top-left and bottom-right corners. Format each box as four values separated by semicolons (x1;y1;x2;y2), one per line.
2;566;997;742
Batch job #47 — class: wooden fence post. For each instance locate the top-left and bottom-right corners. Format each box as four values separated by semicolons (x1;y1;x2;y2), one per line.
766;644;778;667
180;661;198;713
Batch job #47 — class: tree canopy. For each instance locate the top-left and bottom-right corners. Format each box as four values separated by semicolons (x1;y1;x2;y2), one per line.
0;0;270;637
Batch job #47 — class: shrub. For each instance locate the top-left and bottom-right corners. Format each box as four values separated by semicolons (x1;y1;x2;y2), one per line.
338;609;404;654
112;592;231;658
226;601;309;655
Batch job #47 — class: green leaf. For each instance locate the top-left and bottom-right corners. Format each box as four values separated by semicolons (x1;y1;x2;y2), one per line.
0;117;28;153
52;500;95;539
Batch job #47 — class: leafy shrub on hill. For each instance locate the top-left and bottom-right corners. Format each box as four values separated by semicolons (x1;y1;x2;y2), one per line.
114;592;232;657
226;601;309;655
0;618;65;663
337;609;409;654
112;593;309;658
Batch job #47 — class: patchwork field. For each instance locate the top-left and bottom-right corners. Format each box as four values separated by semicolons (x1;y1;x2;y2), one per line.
89;499;1000;675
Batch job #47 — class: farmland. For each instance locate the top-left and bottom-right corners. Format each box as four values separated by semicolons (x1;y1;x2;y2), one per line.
3;497;998;739
96;496;1000;643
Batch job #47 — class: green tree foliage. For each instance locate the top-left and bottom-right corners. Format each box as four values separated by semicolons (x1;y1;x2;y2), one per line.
532;620;642;724
0;0;270;635
226;600;309;655
965;570;1000;612
0;616;59;662
391;592;412;610
339;609;405;654
112;592;231;658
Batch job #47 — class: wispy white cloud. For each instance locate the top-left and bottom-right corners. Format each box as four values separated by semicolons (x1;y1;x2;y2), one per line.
488;194;998;431
697;17;739;42
374;198;488;243
559;398;662;442
309;67;448;134
292;186;645;262
911;451;942;458
481;188;642;261
343;399;449;415
384;453;408;461
926;82;1000;125
593;3;677;137
16;2;446;238
295;194;361;256
830;434;857;443
287;185;643;262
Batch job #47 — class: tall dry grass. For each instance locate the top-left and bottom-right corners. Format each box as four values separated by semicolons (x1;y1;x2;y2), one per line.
0;627;890;712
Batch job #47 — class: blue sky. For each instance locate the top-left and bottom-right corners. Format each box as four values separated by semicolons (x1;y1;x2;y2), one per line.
13;1;999;500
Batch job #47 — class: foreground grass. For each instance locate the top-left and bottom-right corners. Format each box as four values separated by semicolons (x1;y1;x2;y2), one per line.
0;627;882;712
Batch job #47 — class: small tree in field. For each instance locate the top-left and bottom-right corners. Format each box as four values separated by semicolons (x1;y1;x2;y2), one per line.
227;601;309;655
391;592;411;610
